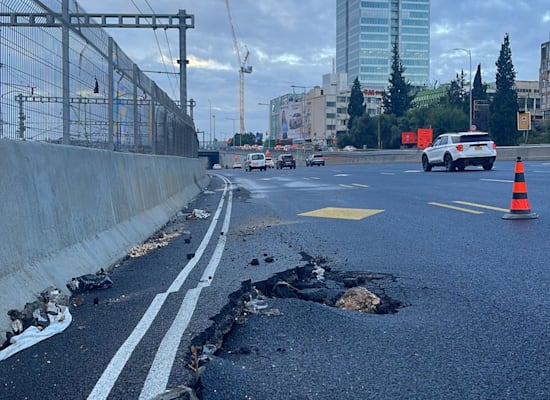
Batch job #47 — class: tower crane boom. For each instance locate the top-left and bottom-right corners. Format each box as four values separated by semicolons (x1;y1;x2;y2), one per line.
224;0;251;134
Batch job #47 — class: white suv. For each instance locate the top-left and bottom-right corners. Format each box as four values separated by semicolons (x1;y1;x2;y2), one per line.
422;132;497;172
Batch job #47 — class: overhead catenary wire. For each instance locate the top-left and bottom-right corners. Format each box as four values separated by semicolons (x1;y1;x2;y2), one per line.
129;0;179;101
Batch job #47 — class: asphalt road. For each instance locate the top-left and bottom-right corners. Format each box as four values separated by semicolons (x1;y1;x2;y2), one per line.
1;160;549;399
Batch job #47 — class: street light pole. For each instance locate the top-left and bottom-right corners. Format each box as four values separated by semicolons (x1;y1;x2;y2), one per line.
454;48;472;130
208;99;212;146
258;102;270;146
377;105;381;149
226;117;238;146
212;114;216;146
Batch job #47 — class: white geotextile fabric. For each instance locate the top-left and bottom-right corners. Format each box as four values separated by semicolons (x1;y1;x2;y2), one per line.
0;307;72;361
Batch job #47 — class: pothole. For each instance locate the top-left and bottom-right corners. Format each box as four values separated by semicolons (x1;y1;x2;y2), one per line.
185;254;406;393
252;253;404;315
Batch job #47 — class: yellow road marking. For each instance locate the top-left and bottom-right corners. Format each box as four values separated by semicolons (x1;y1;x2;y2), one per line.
428;202;484;214
299;207;384;220
452;201;508;212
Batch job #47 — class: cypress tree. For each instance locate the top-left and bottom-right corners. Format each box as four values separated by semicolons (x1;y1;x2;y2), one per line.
471;64;489;131
347;77;365;130
489;33;519;145
383;41;414;117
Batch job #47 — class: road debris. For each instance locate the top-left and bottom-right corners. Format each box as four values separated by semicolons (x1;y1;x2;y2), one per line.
67;273;113;294
186;209;211;220
335;286;381;313
0;287;72;361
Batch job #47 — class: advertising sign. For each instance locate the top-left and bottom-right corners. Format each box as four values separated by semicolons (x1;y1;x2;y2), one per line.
517;112;531;131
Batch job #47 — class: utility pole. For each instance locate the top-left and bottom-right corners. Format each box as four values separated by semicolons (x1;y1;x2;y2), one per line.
454;48;472;130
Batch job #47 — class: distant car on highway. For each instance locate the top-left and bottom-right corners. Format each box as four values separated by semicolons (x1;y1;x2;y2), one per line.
305;153;325;166
276;153;296;169
343;145;357;151
232;161;242;169
212;163;222;170
265;156;275;168
422;131;497;172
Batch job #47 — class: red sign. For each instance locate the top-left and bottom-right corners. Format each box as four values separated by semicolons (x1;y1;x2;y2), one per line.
363;89;384;96
417;128;433;149
401;132;417;145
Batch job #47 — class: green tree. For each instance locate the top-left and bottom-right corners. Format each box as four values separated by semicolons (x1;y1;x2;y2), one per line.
545;120;550;143
348;113;377;149
383;41;414;117
447;70;468;116
471;64;489;131
347;77;364;130
427;105;469;136
471;64;488;102
489;33;519;145
231;132;256;146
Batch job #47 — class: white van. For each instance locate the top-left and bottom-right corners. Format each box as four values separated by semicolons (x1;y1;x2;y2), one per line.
244;153;266;172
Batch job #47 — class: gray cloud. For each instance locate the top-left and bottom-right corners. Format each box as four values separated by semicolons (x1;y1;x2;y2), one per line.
76;0;550;138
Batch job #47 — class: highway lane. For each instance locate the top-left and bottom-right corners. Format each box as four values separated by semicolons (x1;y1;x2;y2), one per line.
1;160;549;399
199;160;550;399
0;174;237;399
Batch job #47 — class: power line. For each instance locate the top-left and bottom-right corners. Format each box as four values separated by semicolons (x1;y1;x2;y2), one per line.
130;0;178;100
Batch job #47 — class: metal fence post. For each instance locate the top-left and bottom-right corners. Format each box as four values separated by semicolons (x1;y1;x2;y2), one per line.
62;0;70;145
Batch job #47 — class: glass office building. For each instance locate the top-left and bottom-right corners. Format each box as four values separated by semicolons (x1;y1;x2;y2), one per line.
336;0;430;89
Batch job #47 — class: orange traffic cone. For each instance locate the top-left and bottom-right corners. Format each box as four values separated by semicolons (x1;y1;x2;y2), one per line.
502;156;538;220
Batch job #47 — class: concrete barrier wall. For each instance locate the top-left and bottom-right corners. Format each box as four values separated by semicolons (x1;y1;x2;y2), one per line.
0;139;209;334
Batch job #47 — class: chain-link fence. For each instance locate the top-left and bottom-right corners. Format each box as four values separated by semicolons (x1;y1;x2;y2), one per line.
0;0;197;157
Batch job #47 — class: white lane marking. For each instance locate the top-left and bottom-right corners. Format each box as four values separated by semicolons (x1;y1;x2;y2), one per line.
339;184;355;188
139;180;233;399
334;174;350;176
428;202;484;214
351;183;369;188
404;170;421;173
87;177;229;400
452;201;508;213
381;172;396;175
480;178;513;183
87;294;168;400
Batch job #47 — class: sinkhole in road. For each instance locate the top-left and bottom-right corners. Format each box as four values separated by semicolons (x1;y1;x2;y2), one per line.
189;252;406;366
252;252;405;315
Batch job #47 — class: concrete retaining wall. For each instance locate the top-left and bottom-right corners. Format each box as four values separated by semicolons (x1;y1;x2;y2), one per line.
0;139;209;335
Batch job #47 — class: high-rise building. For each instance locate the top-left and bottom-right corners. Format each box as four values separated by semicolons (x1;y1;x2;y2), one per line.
336;0;430;89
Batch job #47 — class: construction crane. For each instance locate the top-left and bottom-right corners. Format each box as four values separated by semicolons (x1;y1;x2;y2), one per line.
224;0;252;134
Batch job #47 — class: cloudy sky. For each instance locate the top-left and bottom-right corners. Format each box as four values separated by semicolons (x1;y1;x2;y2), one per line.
76;0;550;142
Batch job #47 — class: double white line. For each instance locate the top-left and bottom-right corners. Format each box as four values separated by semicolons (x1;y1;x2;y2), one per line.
428;200;508;214
88;175;233;400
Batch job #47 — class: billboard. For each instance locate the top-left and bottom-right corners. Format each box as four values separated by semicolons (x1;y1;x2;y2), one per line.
280;98;303;140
